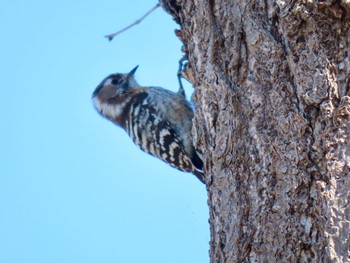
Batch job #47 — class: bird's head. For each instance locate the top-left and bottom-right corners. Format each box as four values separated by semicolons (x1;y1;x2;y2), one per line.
92;65;139;101
92;66;140;120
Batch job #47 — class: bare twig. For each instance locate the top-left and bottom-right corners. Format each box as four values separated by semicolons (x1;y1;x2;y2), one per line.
105;3;161;41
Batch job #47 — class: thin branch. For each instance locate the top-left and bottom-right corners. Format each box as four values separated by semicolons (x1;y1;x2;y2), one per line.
105;3;161;41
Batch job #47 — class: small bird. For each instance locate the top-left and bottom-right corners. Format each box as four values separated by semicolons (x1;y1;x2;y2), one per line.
92;66;205;184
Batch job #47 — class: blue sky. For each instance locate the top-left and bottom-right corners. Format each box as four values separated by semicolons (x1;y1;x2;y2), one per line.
0;1;209;262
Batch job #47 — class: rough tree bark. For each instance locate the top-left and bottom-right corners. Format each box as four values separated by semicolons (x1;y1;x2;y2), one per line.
161;0;350;262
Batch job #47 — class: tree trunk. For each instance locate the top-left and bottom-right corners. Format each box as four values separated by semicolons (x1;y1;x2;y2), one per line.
161;0;350;262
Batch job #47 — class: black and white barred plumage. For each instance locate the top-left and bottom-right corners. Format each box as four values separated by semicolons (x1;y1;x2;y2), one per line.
92;66;205;184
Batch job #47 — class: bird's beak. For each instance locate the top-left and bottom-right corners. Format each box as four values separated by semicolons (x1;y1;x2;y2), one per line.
128;65;139;76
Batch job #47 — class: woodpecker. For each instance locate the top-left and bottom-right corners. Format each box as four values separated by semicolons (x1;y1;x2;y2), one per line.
92;66;205;184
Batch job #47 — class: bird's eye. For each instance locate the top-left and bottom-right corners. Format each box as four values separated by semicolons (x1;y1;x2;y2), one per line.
111;78;120;85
